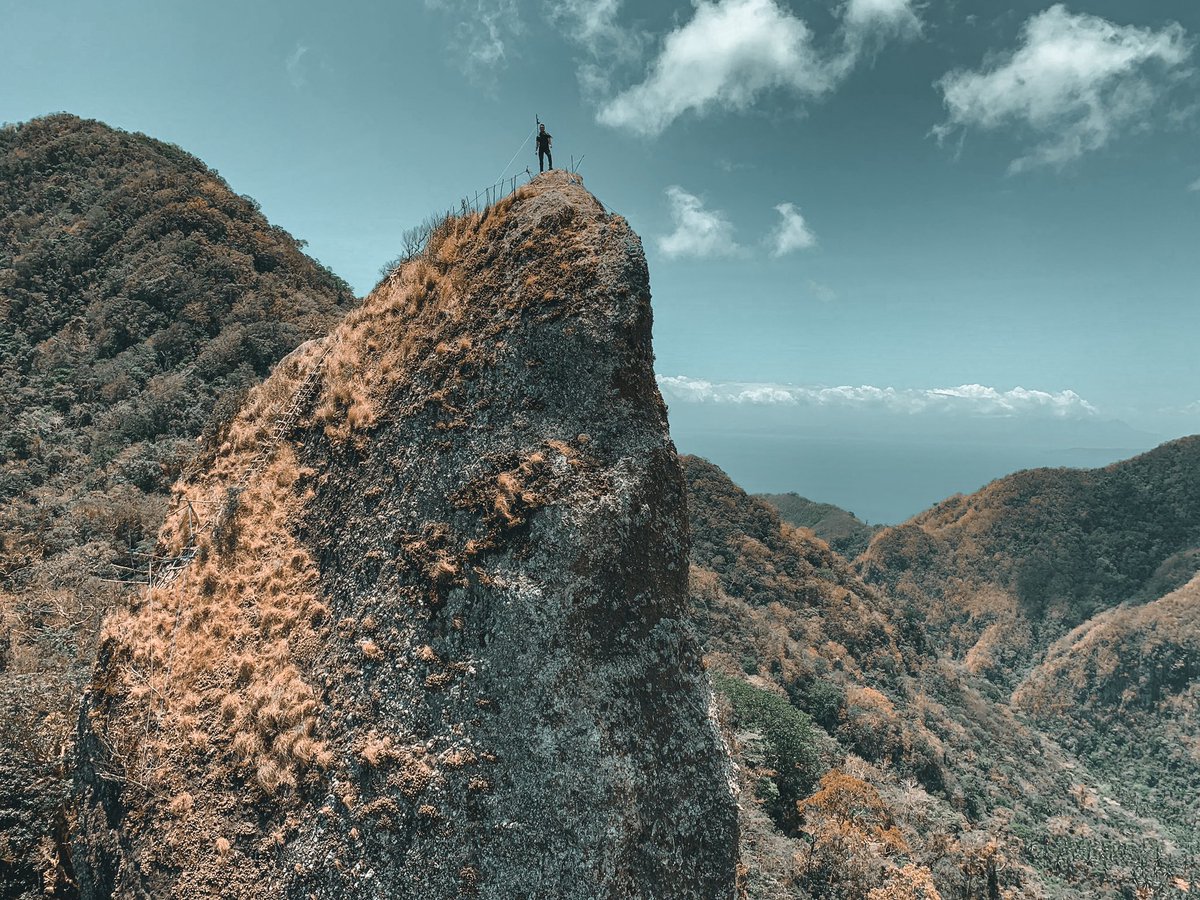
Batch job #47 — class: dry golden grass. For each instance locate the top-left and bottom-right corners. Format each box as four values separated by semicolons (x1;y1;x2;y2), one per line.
100;441;330;798
480;452;552;528
297;198;531;448
365;741;437;800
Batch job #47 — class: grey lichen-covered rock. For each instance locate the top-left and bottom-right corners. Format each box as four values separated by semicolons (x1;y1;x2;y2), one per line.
73;171;739;898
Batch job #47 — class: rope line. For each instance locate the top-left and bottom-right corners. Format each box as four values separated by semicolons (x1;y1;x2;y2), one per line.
496;127;536;185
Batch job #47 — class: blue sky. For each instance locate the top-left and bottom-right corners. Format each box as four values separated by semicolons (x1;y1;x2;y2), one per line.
3;0;1198;519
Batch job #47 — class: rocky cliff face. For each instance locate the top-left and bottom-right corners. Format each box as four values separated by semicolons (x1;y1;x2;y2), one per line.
72;171;738;898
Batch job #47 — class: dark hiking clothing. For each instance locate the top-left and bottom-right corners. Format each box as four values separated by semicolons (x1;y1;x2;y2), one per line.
539;148;553;171
536;131;552;152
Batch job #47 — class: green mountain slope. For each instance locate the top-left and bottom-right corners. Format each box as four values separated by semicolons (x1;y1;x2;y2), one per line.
1014;573;1200;832
0;113;353;898
859;436;1200;680
683;455;1187;898
757;492;881;558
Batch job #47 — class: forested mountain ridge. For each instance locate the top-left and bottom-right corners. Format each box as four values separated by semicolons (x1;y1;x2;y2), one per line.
0;113;354;584
757;491;881;558
684;455;1193;898
0;113;354;897
858;436;1200;680
849;435;1200;859
1014;572;1200;836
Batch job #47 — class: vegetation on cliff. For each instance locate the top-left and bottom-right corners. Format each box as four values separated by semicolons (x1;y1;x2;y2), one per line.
0;113;353;897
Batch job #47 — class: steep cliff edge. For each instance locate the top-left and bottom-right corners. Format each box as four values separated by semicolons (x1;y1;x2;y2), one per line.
72;171;738;898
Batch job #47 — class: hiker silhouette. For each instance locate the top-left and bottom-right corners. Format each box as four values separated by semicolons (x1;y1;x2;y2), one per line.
536;124;553;172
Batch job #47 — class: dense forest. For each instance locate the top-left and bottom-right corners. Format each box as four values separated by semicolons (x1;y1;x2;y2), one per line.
860;437;1200;672
1015;575;1200;835
686;456;1197;898
0;114;354;895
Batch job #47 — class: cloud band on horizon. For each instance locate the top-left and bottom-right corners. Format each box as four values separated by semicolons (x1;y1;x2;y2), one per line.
657;375;1099;418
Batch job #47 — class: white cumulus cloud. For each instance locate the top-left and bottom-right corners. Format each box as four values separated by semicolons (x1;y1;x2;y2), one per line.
656;375;1099;418
548;0;649;99
425;0;523;77
658;186;741;259
597;0;833;136
843;0;920;35
550;0;625;48
769;202;817;255
597;0;919;136
934;5;1192;172
808;280;838;303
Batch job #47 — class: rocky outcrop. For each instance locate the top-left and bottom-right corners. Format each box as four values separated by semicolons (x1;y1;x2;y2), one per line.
72;171;738;898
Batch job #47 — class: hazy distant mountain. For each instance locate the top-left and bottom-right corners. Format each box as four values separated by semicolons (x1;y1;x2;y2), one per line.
756;492;881;557
665;394;1161;523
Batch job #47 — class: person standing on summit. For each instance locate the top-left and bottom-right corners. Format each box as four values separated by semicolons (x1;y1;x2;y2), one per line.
536;123;553;172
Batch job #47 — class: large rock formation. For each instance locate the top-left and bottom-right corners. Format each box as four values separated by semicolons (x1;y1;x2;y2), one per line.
73;171;738;898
